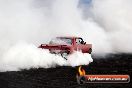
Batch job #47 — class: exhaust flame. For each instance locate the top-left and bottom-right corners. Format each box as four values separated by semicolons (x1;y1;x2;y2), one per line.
78;66;86;76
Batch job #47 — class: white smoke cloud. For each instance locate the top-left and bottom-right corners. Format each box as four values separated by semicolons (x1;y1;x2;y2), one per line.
68;51;93;66
0;0;94;71
0;0;131;71
90;0;132;53
0;42;93;71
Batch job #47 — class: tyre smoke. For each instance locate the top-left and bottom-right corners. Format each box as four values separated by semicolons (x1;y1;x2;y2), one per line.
0;0;131;71
0;42;93;71
90;0;132;53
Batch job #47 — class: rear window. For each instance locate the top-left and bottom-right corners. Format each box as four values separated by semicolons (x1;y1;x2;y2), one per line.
49;38;72;45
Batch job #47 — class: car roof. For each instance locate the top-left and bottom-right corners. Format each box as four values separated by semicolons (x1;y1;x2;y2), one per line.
56;36;81;39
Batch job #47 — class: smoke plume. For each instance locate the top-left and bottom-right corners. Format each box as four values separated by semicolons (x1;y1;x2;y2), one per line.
90;0;132;53
0;42;93;71
0;0;132;71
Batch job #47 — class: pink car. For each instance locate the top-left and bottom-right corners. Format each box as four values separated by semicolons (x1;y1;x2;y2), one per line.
39;36;92;59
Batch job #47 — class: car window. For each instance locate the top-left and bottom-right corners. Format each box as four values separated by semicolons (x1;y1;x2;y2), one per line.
60;38;72;45
76;38;83;44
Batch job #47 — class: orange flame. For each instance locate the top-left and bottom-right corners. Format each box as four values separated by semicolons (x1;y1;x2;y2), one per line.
78;66;86;76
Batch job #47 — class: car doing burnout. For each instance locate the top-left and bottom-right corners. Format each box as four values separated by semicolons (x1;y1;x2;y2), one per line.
38;36;92;59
